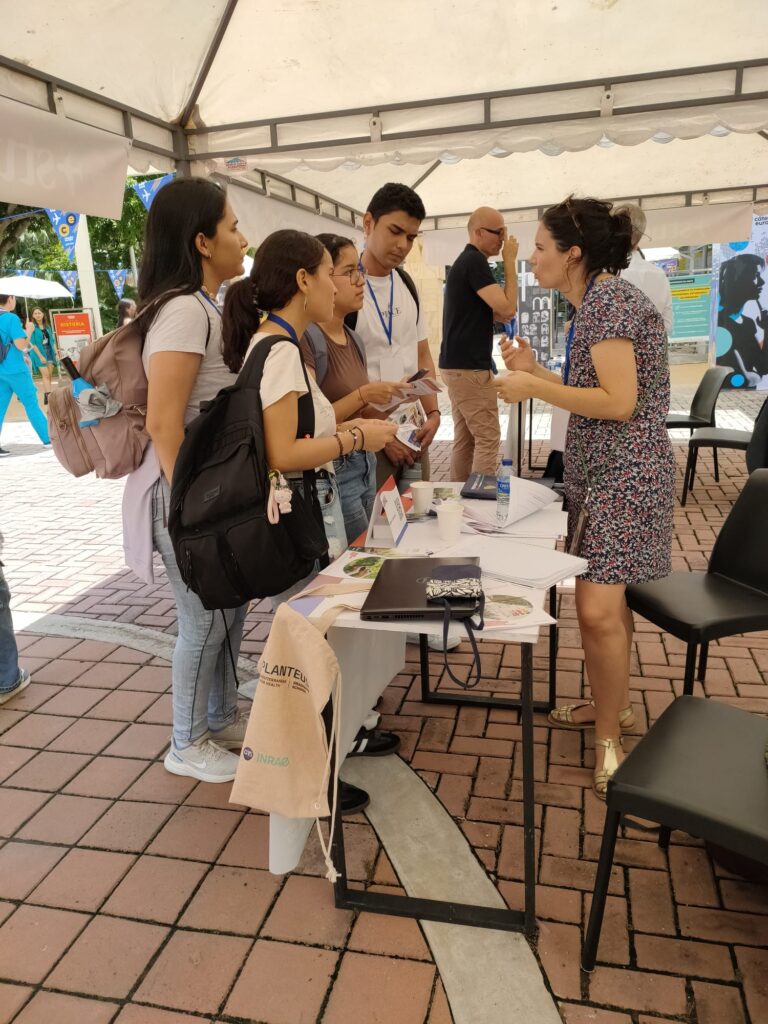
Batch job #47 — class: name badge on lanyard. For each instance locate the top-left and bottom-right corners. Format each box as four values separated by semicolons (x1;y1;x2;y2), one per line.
367;272;394;346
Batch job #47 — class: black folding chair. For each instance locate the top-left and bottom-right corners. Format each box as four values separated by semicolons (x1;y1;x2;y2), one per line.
627;468;768;696
583;696;768;971
681;394;768;505
667;366;730;491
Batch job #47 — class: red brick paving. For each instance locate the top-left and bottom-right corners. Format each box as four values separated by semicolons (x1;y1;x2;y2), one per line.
0;397;767;1021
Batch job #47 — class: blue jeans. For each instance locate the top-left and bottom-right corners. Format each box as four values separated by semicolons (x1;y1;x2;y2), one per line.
0;369;50;444
333;451;377;545
152;480;248;748
0;565;20;691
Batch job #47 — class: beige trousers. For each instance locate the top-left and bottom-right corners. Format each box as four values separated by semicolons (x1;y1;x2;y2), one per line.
442;368;501;481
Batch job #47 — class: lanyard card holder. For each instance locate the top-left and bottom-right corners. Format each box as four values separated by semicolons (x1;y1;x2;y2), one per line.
426;564;485;688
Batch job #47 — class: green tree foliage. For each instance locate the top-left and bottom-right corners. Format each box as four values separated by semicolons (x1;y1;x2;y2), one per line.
0;178;151;332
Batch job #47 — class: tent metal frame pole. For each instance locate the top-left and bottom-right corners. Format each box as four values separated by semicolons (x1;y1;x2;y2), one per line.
211;171;364;228
179;0;240;129
187;57;768;160
428;183;768;228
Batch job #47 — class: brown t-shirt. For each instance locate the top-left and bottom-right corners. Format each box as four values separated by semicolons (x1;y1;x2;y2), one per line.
299;325;369;404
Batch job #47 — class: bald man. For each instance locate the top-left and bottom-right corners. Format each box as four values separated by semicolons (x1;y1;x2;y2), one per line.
439;207;518;481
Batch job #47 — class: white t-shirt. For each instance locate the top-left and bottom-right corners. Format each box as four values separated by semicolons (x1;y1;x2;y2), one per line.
245;332;336;472
355;271;422;382
142;293;235;417
622;252;674;332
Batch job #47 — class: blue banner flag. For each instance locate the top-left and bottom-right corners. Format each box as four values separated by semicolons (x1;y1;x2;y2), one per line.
59;270;79;298
107;269;128;300
15;269;35;276
131;173;174;211
45;209;80;263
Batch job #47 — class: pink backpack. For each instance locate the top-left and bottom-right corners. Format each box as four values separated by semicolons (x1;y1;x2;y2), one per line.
48;320;150;479
48;294;210;480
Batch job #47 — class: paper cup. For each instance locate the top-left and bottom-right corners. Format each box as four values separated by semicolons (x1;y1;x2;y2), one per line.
436;501;463;543
410;481;434;515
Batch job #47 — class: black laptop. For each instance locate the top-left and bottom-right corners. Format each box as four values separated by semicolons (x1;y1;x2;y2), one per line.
360;557;481;621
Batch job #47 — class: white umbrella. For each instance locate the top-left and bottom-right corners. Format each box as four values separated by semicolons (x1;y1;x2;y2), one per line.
0;275;73;317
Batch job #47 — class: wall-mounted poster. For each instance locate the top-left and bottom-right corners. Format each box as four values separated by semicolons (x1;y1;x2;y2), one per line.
517;261;553;365
711;215;768;389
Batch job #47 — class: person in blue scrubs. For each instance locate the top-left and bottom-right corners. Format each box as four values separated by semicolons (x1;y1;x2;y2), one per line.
0;294;50;455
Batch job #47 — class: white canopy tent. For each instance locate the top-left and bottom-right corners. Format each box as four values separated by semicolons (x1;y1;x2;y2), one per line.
1;0;767;247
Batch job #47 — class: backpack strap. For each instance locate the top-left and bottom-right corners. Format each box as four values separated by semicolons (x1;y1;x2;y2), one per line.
344;266;420;333
193;293;213;350
303;323;329;387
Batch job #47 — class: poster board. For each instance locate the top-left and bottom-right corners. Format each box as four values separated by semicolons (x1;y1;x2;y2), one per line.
711;215;768;390
50;309;95;363
517;261;553;365
669;273;711;340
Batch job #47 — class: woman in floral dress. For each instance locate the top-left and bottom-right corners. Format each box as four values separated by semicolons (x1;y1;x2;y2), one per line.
494;196;674;798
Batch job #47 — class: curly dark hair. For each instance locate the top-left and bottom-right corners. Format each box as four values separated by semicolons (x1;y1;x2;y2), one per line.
541;196;633;276
367;183;426;222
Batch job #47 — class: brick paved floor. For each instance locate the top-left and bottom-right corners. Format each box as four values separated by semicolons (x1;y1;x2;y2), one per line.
0;386;766;1023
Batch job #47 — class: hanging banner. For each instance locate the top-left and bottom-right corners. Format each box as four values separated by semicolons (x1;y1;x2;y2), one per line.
45;209;80;263
58;270;79;299
14;269;35;276
131;174;174;211
711;215;768;389
107;269;128;300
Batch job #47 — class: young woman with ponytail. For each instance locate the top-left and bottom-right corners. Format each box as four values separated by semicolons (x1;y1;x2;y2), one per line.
495;196;674;798
223;230;399;812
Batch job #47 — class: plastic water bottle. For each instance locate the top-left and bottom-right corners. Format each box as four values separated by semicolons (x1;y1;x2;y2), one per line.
496;458;513;525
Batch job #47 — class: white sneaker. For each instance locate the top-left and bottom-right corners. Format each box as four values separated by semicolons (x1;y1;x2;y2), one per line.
208;709;248;750
164;738;239;783
428;634;462;652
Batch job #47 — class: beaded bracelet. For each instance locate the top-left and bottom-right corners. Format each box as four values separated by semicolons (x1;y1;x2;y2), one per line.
356;425;366;450
333;432;344;458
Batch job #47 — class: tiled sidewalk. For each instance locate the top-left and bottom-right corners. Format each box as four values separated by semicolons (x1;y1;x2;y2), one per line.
1;390;767;1023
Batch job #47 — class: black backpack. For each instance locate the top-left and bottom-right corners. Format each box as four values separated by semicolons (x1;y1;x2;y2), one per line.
168;335;329;611
344;266;420;330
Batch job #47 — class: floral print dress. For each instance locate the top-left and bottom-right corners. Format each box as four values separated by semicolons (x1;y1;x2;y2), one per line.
564;276;675;585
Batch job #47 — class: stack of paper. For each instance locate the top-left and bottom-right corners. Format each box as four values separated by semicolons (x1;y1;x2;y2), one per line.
463;476;560;534
443;535;588;589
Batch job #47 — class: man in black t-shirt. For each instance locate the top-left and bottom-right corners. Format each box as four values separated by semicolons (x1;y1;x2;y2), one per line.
439;208;518;480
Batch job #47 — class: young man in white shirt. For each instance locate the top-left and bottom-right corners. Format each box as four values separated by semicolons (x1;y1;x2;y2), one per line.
353;183;440;488
617;205;674;332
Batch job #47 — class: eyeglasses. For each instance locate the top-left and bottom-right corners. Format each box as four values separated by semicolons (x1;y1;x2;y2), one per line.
480;227;505;238
332;268;367;284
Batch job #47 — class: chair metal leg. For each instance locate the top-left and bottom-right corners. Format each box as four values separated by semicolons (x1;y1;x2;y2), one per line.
582;808;621;972
681;446;695;506
697;642;709;683
683;641;697;696
658;825;671;850
713;448;720;483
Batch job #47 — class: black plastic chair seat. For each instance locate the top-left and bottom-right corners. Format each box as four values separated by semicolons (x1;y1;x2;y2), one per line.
627;571;768;643
608;696;768;862
689;427;752;450
666;413;709;429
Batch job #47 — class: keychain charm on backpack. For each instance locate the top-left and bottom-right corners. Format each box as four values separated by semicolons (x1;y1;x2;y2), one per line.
267;471;293;524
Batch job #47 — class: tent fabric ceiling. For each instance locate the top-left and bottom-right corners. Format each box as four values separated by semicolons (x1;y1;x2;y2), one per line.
1;0;767;226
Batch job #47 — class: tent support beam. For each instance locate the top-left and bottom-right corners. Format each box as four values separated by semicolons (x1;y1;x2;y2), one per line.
211;171;362;229
186;57;768;160
427;183;768;228
180;0;241;129
411;161;442;191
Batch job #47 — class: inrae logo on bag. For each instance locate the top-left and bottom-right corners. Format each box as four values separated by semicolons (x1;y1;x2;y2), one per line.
259;660;310;694
242;748;289;767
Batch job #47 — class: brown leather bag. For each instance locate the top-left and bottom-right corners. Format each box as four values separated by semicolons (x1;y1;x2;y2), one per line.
48;294;210;480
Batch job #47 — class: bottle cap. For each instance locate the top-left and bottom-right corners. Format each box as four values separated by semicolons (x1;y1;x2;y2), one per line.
501;459;513;466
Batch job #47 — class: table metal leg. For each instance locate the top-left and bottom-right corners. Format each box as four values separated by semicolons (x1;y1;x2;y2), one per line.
331;642;538;936
548;585;558;709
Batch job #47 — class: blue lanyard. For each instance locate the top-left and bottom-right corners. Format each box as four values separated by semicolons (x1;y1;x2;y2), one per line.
266;312;299;344
503;316;516;339
198;289;222;318
563;277;596;384
366;272;394;345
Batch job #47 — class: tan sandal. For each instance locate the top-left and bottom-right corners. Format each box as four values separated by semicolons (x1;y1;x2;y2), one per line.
593;736;623;800
548;700;635;732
